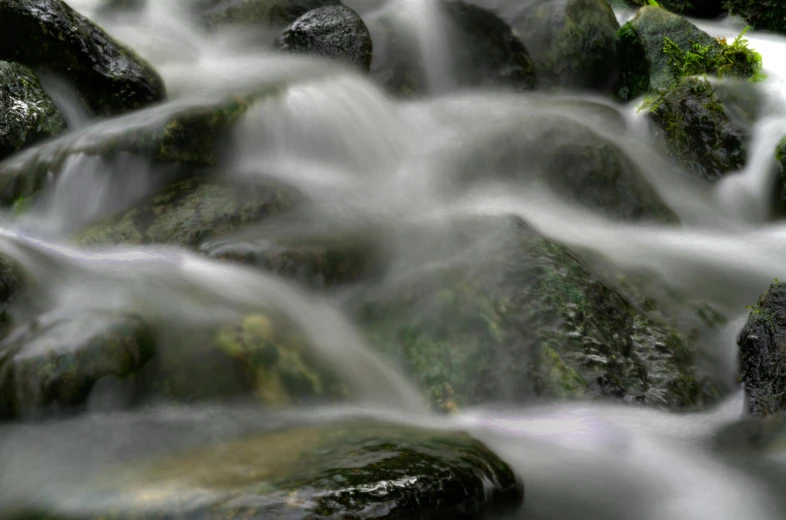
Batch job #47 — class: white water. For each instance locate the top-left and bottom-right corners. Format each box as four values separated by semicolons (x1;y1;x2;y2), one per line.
1;1;786;518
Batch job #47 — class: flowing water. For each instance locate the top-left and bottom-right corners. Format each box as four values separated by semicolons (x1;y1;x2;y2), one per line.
2;1;786;518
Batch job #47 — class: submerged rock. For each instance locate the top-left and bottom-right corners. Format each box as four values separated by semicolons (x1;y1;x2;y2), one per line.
368;0;536;96
738;282;786;416
725;0;786;35
354;217;721;411
276;5;373;72
0;311;155;420
0;0;165;117
198;0;343;29
16;422;523;519
0;62;67;162
76;177;294;248
649;78;747;181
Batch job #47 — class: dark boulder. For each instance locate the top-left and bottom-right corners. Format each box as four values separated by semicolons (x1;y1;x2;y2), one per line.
197;0;343;29
0;311;155;420
276;5;373;72
738;282;786;416
0;62;67;161
725;0;786;34
0;0;165;117
620;0;724;18
13;422;523;519
368;0;536;96
354;217;722;411
649;77;747;181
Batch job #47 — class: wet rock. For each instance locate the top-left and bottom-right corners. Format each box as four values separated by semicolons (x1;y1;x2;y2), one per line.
618;6;717;98
75;177;294;249
491;0;621;93
0;0;165;117
725;0;786;35
0;93;264;206
354;217;722;411
198;0;343;29
738;282;786;416
648;77;747;181
368;0;536;96
0;62;67;161
0;311;155;420
131;313;348;405
620;0;724;18
276;5;373;73
16;422;523;519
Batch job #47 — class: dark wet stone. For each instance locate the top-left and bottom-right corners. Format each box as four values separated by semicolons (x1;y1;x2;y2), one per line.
726;0;786;34
354;217;722;412
649;77;747;181
0;0;165;117
13;422;523;519
619;0;724;18
276;5;373;73
738;282;786;416
369;0;536;97
0;311;155;420
0;62;67;161
198;0;343;29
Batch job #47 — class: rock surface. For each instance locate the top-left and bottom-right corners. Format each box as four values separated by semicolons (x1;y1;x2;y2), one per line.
0;62;67;161
738;282;786;416
725;0;786;34
0;0;165;117
0;311;155;420
13;422;524;519
276;5;373;72
620;0;724;18
649;78;747;180
354;217;721;411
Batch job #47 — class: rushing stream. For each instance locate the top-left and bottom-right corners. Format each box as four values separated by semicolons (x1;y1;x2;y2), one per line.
2;1;786;519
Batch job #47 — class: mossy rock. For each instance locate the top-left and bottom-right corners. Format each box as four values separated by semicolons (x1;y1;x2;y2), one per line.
197;0;343;29
0;0;165;117
737;282;786;416
14;422;523;519
368;0;536;97
725;0;786;34
0;92;269;207
129;313;348;406
75;176;295;249
498;0;621;93
276;5;373;73
353;217;722;412
648;77;747;181
776;137;786;212
0;62;67;162
622;0;724;18
0;311;155;420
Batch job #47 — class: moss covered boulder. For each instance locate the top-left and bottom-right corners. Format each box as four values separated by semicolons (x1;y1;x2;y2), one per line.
0;311;155;420
725;0;786;34
495;0;621;93
737;282;786;416
368;0;536;96
15;422;523;519
76;176;294;248
276;5;373;72
0;62;67;162
354;217;721;411
197;0;343;29
0;0;165;117
130;313;348;405
649;77;747;180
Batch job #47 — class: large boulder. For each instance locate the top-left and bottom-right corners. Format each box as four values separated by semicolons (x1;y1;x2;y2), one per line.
353;217;722;411
197;0;343;29
725;0;786;35
737;282;786;416
0;62;67;162
0;311;155;420
648;77;747;181
10;421;523;519
276;5;373;73
490;0;621;93
0;0;165;117
368;0;536;96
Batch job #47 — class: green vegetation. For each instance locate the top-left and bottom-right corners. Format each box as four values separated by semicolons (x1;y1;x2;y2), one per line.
663;27;765;82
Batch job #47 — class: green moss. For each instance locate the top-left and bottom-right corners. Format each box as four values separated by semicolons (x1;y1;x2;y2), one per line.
664;27;765;82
